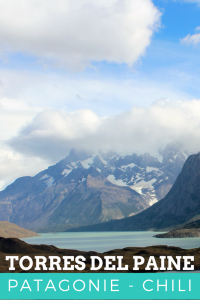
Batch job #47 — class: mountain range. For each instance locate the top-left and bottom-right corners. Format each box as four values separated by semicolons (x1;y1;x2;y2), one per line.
69;151;200;232
0;144;187;231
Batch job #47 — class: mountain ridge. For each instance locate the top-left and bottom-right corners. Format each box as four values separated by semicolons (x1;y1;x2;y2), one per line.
67;152;200;232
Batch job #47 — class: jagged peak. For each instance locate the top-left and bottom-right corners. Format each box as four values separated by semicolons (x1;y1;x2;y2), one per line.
68;148;93;162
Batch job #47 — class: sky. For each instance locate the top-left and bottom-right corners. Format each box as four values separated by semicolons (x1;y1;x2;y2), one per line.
0;0;200;189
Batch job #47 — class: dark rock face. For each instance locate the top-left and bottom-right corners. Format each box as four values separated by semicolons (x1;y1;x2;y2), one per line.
68;152;200;232
155;217;200;238
0;145;187;231
154;229;200;238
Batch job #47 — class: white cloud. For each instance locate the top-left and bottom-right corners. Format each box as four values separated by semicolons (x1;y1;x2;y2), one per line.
0;97;40;140
0;144;49;190
0;68;193;118
7;100;200;162
0;0;161;69
181;33;200;46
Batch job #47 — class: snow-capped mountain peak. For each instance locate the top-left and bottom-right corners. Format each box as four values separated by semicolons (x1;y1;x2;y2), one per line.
42;144;188;206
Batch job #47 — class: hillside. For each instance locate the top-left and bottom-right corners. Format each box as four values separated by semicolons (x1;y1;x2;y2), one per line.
0;221;39;238
155;219;200;238
155;229;200;238
0;237;200;272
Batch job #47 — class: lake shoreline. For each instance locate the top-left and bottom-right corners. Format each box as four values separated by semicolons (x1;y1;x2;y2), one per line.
22;231;200;253
1;237;200;273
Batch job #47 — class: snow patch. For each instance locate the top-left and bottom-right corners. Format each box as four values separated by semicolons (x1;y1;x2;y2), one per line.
110;154;120;160
71;161;79;169
98;154;107;166
39;174;54;187
79;177;86;183
180;149;188;160
149;197;158;206
121;163;136;170
109;167;115;172
130;178;157;191
40;174;50;180
134;173;143;183
157;153;163;163
81;157;94;169
62;169;72;177
146;167;159;173
45;177;54;187
107;175;127;187
131;186;143;194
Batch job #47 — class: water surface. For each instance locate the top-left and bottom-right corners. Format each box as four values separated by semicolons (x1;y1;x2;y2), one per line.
22;231;200;253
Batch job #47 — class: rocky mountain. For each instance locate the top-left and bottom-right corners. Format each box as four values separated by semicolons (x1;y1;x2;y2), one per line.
154;228;200;238
155;218;200;238
0;144;187;231
69;152;200;232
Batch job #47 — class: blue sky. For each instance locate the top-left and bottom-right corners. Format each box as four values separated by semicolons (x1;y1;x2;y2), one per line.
143;0;200;97
1;0;200;113
1;0;200;109
153;0;200;41
1;0;200;188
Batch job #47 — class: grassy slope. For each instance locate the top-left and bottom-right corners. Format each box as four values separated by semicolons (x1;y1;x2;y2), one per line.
0;221;39;238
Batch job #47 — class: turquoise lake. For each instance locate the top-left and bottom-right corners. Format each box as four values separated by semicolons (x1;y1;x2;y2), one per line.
22;232;200;253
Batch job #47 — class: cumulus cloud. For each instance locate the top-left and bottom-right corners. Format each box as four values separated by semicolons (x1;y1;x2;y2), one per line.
7;100;200;162
0;0;161;68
